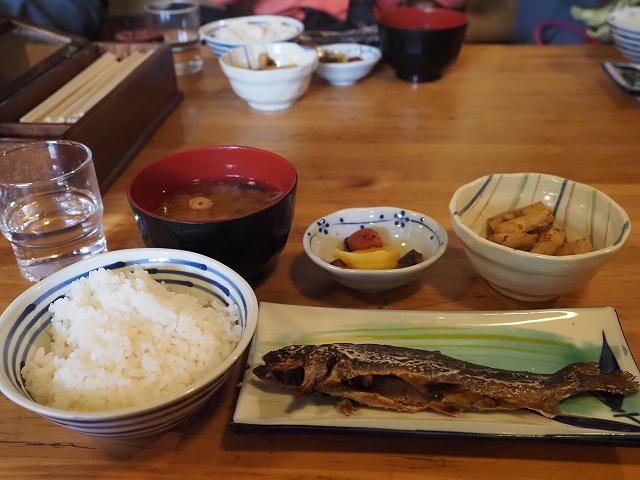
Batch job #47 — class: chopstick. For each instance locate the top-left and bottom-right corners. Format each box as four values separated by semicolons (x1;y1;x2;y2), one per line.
20;50;151;124
19;52;118;123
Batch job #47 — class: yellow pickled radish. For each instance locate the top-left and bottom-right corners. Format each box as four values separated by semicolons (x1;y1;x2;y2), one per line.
333;245;401;270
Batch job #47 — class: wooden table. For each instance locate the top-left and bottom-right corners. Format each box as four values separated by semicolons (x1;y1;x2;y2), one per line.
1;43;639;479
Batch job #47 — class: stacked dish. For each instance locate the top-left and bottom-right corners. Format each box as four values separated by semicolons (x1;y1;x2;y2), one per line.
199;15;304;57
608;7;640;63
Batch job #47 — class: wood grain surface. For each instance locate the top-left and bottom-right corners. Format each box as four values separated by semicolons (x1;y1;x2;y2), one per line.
0;43;639;479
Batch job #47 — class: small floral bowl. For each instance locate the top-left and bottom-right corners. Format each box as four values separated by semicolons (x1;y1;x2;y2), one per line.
303;207;448;292
315;43;382;86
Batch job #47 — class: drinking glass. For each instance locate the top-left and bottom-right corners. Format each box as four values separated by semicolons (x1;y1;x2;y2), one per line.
0;141;107;282
144;0;203;75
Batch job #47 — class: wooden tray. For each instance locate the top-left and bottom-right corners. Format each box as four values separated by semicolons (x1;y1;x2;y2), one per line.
0;18;182;192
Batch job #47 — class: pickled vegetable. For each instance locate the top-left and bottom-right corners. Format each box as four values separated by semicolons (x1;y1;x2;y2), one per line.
345;228;383;251
333;245;401;270
397;249;423;268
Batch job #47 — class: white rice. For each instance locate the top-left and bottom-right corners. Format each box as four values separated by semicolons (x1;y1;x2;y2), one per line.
21;266;242;412
214;20;298;41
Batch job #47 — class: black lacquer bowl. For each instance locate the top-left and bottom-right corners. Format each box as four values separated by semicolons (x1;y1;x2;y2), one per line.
127;145;297;282
377;7;467;83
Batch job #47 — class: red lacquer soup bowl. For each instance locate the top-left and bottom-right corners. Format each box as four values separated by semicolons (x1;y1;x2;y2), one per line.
377;7;468;82
127;145;297;281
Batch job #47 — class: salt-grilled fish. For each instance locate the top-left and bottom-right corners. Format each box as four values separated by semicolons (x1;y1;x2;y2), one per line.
253;343;639;417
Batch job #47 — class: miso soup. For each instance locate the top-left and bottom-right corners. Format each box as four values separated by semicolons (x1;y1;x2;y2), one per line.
150;179;283;222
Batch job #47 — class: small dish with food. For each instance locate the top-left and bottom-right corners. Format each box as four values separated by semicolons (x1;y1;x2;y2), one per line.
199;14;304;57
303;206;448;292
449;172;631;302
0;248;258;438
315;43;382;86
219;42;318;111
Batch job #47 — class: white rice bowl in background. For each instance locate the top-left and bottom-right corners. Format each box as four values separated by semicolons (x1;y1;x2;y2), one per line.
22;266;241;412
213;18;299;42
199;15;304;57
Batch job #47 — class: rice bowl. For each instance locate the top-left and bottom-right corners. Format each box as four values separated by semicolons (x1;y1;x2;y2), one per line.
0;248;258;438
199;15;304;57
22;266;242;412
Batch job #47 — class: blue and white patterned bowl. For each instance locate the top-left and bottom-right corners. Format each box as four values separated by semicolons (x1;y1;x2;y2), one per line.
609;7;640;37
199;15;304;58
315;43;382;86
303;207;448;292
450;173;631;302
610;32;640;62
608;7;640;62
0;248;258;438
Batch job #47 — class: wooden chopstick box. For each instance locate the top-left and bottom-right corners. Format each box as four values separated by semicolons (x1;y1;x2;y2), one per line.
0;17;183;193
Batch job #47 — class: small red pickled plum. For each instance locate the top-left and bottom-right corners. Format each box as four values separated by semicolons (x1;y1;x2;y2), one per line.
345;228;384;251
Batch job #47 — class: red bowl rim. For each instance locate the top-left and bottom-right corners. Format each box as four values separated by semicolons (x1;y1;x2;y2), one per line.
377;7;468;31
127;145;297;224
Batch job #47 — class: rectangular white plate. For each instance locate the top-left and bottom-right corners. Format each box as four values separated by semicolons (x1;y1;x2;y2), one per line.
232;303;640;445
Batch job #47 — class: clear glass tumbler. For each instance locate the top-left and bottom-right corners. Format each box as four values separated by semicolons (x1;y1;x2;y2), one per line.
0;141;107;282
144;0;203;76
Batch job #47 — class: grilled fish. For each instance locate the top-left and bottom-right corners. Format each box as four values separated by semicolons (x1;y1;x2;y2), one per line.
253;343;639;417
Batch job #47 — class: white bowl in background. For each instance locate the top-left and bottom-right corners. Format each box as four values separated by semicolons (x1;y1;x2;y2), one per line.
219;42;318;111
316;43;382;86
608;7;640;62
0;248;258;439
199;14;304;58
449;173;630;302
303;206;448;292
608;7;640;36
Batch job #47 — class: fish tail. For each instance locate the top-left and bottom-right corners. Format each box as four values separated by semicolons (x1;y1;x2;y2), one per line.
528;363;639;418
555;362;639;395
